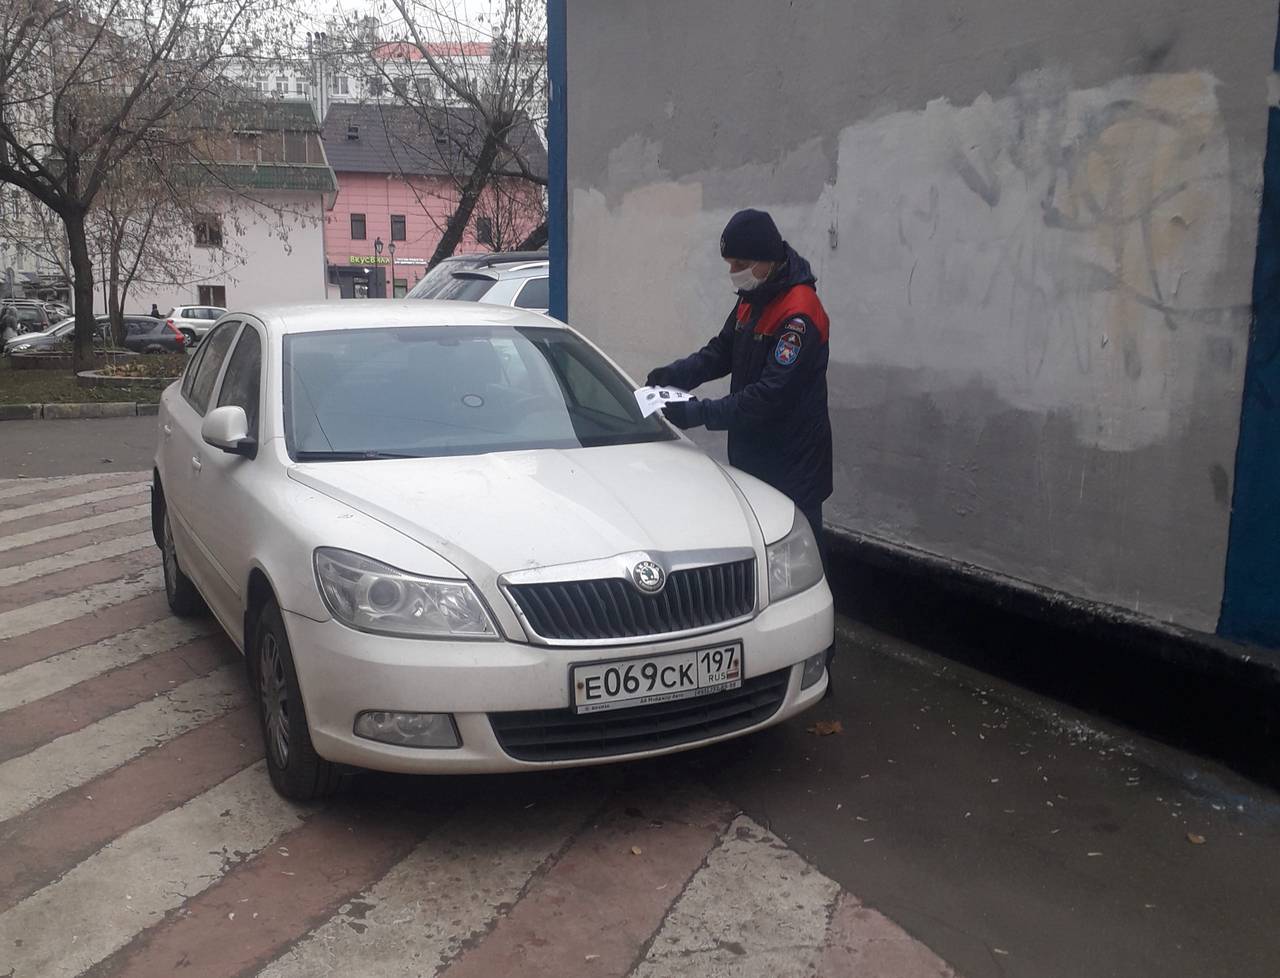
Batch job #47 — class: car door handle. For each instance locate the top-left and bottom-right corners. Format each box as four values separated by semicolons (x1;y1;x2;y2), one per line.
191;456;202;472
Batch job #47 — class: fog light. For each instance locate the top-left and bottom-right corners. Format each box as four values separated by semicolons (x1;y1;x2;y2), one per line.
353;711;460;748
800;649;829;690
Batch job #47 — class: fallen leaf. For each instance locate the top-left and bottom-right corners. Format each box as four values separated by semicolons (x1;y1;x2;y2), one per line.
585;954;600;962
1187;833;1206;845
1087;851;1103;857
630;846;642;856
807;720;843;736
993;948;1010;956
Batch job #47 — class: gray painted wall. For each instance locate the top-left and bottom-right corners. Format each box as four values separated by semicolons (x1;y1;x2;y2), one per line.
564;0;1274;633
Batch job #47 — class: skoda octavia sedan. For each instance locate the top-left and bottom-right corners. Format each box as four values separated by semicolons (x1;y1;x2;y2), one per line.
152;301;833;800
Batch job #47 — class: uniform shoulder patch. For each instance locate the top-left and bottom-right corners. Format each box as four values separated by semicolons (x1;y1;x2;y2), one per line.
774;329;803;366
784;317;807;333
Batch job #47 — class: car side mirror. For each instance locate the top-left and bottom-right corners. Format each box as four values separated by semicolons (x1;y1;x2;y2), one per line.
201;405;257;458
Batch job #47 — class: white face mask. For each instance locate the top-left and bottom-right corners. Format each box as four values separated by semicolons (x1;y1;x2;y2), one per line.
730;266;764;292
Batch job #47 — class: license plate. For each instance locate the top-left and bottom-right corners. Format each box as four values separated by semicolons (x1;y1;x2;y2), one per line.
572;643;743;715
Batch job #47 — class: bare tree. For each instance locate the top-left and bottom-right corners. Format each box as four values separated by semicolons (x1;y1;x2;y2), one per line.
473;175;545;253
0;0;295;370
0;190;72;294
94;159;196;343
342;0;548;266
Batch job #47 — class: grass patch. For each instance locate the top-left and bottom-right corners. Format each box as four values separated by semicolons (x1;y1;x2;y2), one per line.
0;357;168;404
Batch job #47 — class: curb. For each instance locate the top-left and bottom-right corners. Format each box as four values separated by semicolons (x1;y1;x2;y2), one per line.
0;402;159;420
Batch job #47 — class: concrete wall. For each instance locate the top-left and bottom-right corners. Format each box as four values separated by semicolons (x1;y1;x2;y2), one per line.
564;0;1275;634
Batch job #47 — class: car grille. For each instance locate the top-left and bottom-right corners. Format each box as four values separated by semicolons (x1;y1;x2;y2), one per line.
489;668;790;762
506;558;756;642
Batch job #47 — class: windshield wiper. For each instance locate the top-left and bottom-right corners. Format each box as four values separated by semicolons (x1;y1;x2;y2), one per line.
295;450;422;461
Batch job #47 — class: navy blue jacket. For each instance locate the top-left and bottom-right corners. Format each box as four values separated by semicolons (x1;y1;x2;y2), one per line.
656;247;833;512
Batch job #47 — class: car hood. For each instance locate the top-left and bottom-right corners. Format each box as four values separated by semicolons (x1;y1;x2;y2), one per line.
288;441;761;585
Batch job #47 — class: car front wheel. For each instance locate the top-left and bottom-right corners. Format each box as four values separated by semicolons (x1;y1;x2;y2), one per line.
253;598;342;801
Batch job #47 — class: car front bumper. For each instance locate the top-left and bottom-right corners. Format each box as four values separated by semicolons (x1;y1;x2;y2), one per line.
282;578;835;774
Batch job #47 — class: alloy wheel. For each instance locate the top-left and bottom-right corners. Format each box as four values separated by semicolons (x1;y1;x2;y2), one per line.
259;632;290;768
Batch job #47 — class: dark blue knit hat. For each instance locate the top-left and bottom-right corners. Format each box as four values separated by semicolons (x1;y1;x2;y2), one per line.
719;209;786;262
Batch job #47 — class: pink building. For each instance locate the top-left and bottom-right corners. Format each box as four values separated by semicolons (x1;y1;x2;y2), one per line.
321;103;546;298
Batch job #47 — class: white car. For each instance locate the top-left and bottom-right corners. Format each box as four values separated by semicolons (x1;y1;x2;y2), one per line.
153;301;833;800
165;305;227;344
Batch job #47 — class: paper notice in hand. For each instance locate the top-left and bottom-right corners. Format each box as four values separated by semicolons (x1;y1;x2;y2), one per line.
635;386;694;417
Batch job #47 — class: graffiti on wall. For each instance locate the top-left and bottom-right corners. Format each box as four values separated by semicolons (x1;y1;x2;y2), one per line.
834;68;1246;451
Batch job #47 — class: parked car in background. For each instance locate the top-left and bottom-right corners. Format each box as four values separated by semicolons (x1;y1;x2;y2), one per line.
3;317;82;354
1;299;52;334
122;316;185;354
152;300;832;801
165;305;227;344
2;316;73;354
2;314;148;354
416;260;550;314
405;251;548;300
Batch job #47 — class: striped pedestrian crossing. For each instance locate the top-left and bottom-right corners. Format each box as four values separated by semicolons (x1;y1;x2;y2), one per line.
0;530;155;588
0;472;957;978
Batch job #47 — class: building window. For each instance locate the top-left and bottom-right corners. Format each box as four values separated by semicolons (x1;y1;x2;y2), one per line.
234;131;259;163
393;278;408;298
475;216;493;247
284;131;308;163
367;75;385;96
198;284;227;307
295;79;308;97
391;214;406;241
275;76;288;93
330;75;350;95
350;213;366;240
194;215;223;248
391;78;408;100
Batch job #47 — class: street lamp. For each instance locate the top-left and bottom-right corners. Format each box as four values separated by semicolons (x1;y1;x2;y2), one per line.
373;237;384;298
388;241;396;298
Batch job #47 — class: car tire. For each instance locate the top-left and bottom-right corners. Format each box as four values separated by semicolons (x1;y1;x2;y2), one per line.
159;500;204;617
252;599;342;801
180;328;196;345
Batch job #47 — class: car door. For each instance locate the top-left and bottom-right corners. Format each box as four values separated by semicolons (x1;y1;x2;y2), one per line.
161;320;241;601
189;321;264;629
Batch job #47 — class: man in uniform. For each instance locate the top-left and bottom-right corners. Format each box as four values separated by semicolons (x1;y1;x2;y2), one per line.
647;209;833;545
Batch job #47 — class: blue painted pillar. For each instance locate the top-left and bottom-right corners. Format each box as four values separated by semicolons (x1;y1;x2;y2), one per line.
1220;13;1280;646
547;0;568;323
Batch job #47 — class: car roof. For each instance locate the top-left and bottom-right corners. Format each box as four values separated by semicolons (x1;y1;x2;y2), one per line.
440;250;548;270
451;261;549;285
236;300;563;335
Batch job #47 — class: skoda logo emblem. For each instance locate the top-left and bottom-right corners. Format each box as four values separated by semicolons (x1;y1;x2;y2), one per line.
631;560;666;594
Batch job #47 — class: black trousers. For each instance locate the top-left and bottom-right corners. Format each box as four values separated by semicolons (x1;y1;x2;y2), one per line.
800;503;824;555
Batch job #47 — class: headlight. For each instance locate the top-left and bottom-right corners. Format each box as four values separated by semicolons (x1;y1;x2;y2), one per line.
10;343;31;352
766;509;824;602
314;548;496;638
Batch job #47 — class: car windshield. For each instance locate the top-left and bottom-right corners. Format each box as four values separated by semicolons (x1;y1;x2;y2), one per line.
284;324;674;460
